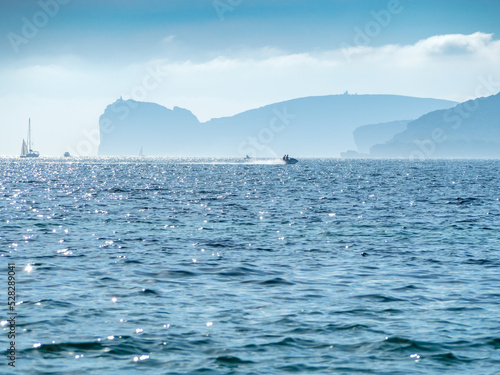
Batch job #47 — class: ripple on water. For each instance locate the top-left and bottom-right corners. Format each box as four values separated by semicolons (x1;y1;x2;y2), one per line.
2;158;500;374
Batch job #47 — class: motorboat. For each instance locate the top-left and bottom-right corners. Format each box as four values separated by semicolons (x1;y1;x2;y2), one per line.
282;155;298;164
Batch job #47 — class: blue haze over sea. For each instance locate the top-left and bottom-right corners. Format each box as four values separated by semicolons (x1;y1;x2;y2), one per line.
1;158;500;374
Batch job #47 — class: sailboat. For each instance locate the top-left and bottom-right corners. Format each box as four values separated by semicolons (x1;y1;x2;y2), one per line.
139;146;144;157
20;118;40;158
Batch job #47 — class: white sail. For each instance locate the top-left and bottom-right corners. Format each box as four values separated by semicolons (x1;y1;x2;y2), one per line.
21;139;28;157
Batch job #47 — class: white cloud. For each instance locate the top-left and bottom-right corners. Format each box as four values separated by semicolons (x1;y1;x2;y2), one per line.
413;32;494;56
342;32;500;64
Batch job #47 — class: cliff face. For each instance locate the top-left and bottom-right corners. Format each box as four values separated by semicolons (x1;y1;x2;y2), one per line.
370;92;500;158
98;99;201;156
98;95;456;157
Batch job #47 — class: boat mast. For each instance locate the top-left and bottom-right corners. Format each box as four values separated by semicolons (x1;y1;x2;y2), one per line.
28;118;31;151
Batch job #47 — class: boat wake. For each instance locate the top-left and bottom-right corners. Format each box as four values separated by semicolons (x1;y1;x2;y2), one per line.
245;159;288;165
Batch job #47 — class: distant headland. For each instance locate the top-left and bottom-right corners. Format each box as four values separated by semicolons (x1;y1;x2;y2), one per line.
98;94;458;158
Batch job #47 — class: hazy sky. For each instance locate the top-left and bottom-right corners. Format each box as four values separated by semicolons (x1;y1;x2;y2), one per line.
1;0;500;156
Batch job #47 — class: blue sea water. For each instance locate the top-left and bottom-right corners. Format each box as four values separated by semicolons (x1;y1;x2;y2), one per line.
1;157;500;375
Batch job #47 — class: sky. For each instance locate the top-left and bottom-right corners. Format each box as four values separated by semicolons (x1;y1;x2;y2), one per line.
1;0;500;156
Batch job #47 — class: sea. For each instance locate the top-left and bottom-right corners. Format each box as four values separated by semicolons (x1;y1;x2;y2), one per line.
1;157;500;375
